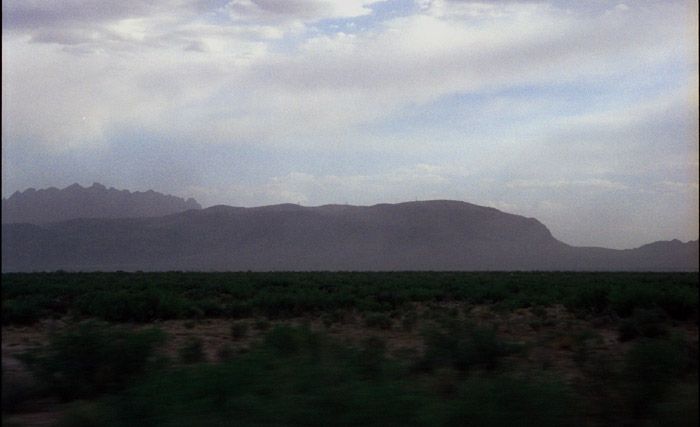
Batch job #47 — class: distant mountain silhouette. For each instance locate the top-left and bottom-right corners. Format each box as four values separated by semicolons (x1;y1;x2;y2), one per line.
2;183;201;224
2;199;697;272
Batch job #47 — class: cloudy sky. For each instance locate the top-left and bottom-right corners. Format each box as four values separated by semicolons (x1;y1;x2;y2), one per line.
2;0;698;249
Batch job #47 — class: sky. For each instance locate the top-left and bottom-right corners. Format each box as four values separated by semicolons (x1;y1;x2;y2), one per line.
2;0;698;249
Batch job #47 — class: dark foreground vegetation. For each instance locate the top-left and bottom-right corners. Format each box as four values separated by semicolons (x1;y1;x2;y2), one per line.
3;272;698;426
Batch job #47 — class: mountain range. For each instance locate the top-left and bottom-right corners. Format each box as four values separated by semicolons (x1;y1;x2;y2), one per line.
1;186;697;272
2;183;201;224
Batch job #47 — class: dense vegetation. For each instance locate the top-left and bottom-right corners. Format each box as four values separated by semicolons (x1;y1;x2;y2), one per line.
2;272;698;426
3;271;698;325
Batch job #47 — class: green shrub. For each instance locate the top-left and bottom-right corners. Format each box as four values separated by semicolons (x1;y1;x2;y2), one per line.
364;312;392;330
217;344;235;362
261;324;325;362
322;312;335;328
419;322;518;373
2;370;38;413
2;296;46;325
469;284;508;304
263;324;301;357
16;322;166;400
75;290;188;322
401;311;419;331
179;338;205;364
530;305;547;318
254;318;271;331
195;299;224;318
355;335;388;379
226;301;252;319
90;326;419;427
230;321;248;340
564;284;610;314
447;375;572;427
617;308;668;342
624;338;688;417
54;401;102;427
609;285;659;317
185;306;204;320
652;382;699;427
657;287;698;320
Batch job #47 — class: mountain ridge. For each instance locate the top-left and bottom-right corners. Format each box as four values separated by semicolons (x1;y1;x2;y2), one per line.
2;196;697;272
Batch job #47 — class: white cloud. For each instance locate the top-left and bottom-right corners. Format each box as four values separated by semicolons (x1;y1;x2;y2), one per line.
174;0;688;150
506;178;627;190
224;0;376;23
489;83;699;183
661;181;700;192
188;164;470;207
420;0;551;20
262;165;453;205
481;200;520;213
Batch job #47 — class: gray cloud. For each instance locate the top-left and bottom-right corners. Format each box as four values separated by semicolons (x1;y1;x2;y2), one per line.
2;1;152;30
1;0;222;48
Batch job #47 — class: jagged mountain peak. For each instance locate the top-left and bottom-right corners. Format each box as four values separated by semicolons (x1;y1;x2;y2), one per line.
2;183;201;224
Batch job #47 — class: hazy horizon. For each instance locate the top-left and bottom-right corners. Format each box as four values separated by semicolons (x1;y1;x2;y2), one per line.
2;0;698;250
